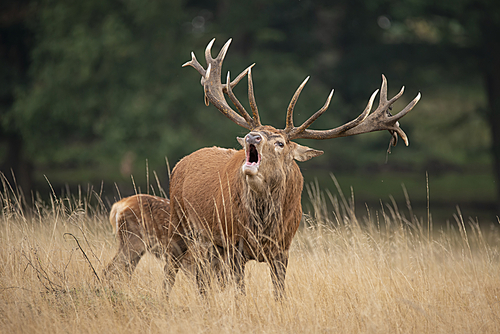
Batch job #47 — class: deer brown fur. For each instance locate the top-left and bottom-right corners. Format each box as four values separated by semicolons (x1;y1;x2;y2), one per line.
164;38;420;299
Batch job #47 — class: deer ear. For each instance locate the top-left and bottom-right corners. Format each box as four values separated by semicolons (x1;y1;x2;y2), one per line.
292;143;324;162
237;137;245;147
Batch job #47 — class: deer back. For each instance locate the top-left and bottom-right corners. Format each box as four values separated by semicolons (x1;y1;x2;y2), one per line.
110;194;170;247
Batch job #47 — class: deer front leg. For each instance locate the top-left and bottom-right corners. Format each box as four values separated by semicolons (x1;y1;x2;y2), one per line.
230;252;246;295
194;250;217;297
269;252;288;300
164;235;188;297
231;238;248;295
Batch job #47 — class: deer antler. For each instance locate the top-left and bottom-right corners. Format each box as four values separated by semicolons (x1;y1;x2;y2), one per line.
285;75;421;147
184;39;420;148
183;39;261;130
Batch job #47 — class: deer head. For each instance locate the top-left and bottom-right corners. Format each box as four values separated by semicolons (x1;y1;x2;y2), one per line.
183;39;421;190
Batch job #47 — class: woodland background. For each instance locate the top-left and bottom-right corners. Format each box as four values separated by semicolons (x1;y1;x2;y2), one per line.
1;0;499;223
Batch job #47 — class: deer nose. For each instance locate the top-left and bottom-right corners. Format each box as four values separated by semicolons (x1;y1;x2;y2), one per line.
246;133;262;145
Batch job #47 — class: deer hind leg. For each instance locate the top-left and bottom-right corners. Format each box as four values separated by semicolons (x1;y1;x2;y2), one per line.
203;244;226;287
194;246;213;297
230;257;246;295
187;239;221;297
104;228;146;280
195;244;245;296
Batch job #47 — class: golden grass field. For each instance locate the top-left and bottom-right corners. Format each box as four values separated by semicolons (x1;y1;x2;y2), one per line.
1;179;500;333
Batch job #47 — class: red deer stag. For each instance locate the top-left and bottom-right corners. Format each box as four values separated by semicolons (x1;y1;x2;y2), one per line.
104;194;197;283
166;38;420;298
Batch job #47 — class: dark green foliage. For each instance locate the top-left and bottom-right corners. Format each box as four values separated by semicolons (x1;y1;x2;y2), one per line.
0;0;497;208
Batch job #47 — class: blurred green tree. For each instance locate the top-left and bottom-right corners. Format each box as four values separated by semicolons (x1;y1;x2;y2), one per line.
325;0;500;202
13;0;196;193
1;0;497;209
4;0;330;197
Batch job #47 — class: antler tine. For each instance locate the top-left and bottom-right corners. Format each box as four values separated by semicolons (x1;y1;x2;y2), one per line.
290;89;334;136
214;38;232;65
223;63;255;93
203;63;212;106
380;74;388;103
205;38;216;62
380;74;405;108
285;76;310;132
183;51;210;106
390;92;421;122
182;52;206;77
247;67;261;127
226;71;254;125
224;66;261;128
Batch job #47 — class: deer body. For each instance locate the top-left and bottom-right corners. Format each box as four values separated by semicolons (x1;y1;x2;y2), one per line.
169;141;305;288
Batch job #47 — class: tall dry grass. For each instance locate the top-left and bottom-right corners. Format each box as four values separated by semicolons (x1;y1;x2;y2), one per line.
1;174;499;333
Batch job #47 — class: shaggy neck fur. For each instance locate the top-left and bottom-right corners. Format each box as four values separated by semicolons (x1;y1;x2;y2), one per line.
241;163;289;258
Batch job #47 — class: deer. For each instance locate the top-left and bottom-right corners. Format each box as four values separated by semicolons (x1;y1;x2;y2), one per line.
103;194;175;278
103;194;224;285
165;38;421;299
103;194;198;284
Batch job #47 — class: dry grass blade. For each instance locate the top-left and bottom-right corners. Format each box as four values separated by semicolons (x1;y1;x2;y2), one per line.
0;176;499;333
63;233;101;283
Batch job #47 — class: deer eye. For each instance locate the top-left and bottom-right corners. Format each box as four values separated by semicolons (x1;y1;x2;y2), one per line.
275;141;285;148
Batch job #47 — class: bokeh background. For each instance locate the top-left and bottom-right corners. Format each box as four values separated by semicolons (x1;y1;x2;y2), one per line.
1;0;498;224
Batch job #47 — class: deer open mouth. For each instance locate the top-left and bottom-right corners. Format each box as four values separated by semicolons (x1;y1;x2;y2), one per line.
248;144;260;163
242;144;260;176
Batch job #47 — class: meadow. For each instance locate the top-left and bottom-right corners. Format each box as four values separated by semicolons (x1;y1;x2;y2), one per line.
1;176;499;333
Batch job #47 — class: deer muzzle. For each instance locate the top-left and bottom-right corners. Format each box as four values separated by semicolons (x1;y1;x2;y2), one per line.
242;133;262;176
